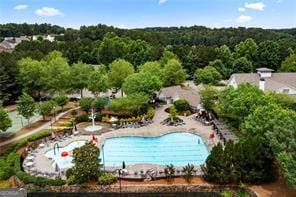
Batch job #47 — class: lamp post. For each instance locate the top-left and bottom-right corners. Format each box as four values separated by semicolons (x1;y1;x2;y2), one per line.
116;161;126;196
102;144;105;173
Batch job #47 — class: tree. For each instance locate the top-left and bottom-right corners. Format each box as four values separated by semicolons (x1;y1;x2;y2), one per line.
0;53;21;104
182;164;195;183
42;51;71;94
38;101;54;120
162;59;187;87
17;93;36;124
200;85;218;111
169;105;178;120
232;57;253;73
280;54;296;72
159;49;179;66
218;84;267;127
276;152;296;188
98;33;127;65
94;97;105;112
17;57;45;98
108;94;149;115
107;59;134;96
87;65;108;97
70;62;94;98
122;72;162;97
234;38;258;64
208;60;229;79
54;95;69;111
138;61;162;78
257;40;280;70
194;66;222;85
71;142;102;183
215;45;233;74
164;164;175;182
0;105;12;133
173;99;190;112
79;97;94;113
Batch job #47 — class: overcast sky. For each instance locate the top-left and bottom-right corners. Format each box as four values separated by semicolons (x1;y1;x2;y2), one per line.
0;0;295;29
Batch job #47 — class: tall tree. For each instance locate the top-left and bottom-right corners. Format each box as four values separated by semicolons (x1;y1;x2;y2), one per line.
194;66;222;85
257;40;280;70
87;65;108;97
17;93;36;124
162;59;187;87
70;62;94;98
107;59;134;96
280;53;296;72
234;38;258;64
123;72;162;97
0;103;12;133
138;61;162;78
232;57;253;73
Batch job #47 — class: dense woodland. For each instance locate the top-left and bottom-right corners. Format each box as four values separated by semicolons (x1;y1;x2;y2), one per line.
1;23;296;104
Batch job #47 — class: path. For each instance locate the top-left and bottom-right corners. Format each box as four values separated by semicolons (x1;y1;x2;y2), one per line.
0;107;79;147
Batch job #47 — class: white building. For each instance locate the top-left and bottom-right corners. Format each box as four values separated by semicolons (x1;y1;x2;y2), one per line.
228;67;296;95
32;35;55;42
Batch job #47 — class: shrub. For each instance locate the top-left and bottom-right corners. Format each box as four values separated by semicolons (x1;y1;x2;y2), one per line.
66;168;73;179
75;114;89;123
95;114;102;121
182;164;195;183
79;97;94;112
98;173;117;185
144;107;155;120
94;98;105;112
173;99;190;112
0;152;18;180
164;164;175;182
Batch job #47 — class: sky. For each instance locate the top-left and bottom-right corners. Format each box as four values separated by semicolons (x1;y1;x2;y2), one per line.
0;0;295;29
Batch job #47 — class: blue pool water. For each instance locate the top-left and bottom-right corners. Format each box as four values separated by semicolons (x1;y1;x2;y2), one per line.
101;132;209;167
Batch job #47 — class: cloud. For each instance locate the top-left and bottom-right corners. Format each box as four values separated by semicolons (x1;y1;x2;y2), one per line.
236;15;253;23
35;7;63;17
245;2;266;11
159;0;168;4
238;7;246;12
14;4;28;10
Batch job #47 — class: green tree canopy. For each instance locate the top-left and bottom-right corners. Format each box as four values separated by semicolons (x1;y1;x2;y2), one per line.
162;59;187;87
208;59;229;79
138;61;162;78
194;66;222;85
257;40;280;70
0;105;12;132
215;45;233;69
71;142;102;183
123;72;162;97
17;93;36;123
107;59;134;95
70;62;94;98
280;53;296;72
79;97;94;113
159;49;179;66
200;85;218;111
38;101;55;120
87;65;108;97
108;94;149;115
234;38;258;63
232;57;253;73
54;95;68;111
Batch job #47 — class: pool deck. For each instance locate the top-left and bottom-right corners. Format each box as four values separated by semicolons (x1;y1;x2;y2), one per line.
23;105;220;180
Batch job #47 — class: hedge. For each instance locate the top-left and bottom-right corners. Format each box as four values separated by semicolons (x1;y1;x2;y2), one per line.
14;156;65;186
8;130;52;153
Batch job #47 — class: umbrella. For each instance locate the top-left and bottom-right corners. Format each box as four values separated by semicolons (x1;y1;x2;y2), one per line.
210;132;215;140
61;151;69;157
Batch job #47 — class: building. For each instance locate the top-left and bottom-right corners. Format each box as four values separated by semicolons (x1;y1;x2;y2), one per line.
32;35;55;42
228;67;296;95
158;85;200;110
0;36;30;53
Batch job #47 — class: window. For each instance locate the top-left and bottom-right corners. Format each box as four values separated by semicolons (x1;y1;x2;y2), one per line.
282;89;290;94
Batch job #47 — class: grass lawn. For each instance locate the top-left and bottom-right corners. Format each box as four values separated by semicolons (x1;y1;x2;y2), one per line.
0;180;10;188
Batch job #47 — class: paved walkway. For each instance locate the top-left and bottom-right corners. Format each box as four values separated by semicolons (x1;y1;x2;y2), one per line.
0;107;79;147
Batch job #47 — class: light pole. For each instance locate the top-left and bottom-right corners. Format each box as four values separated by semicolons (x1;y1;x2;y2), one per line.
102;144;105;173
116;161;127;196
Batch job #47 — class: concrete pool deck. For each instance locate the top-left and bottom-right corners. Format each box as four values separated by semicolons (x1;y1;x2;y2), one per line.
23;105;220;179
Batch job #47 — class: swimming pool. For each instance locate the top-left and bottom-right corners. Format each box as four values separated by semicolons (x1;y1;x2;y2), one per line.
101;132;209;167
44;140;87;170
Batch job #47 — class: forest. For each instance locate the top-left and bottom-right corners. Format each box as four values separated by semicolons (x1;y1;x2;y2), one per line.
1;23;296;104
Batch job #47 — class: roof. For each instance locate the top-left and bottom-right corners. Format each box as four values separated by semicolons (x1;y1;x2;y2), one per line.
256;67;274;72
159;85;200;107
230;73;296;91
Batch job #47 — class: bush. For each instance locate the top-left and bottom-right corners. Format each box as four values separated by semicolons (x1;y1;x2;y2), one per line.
0;152;18;180
144;107;155;120
94;98;105;112
98;173;117;185
79;97;94;113
75;114;89;123
66;168;73;179
173;99;190;112
95;114;102;121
